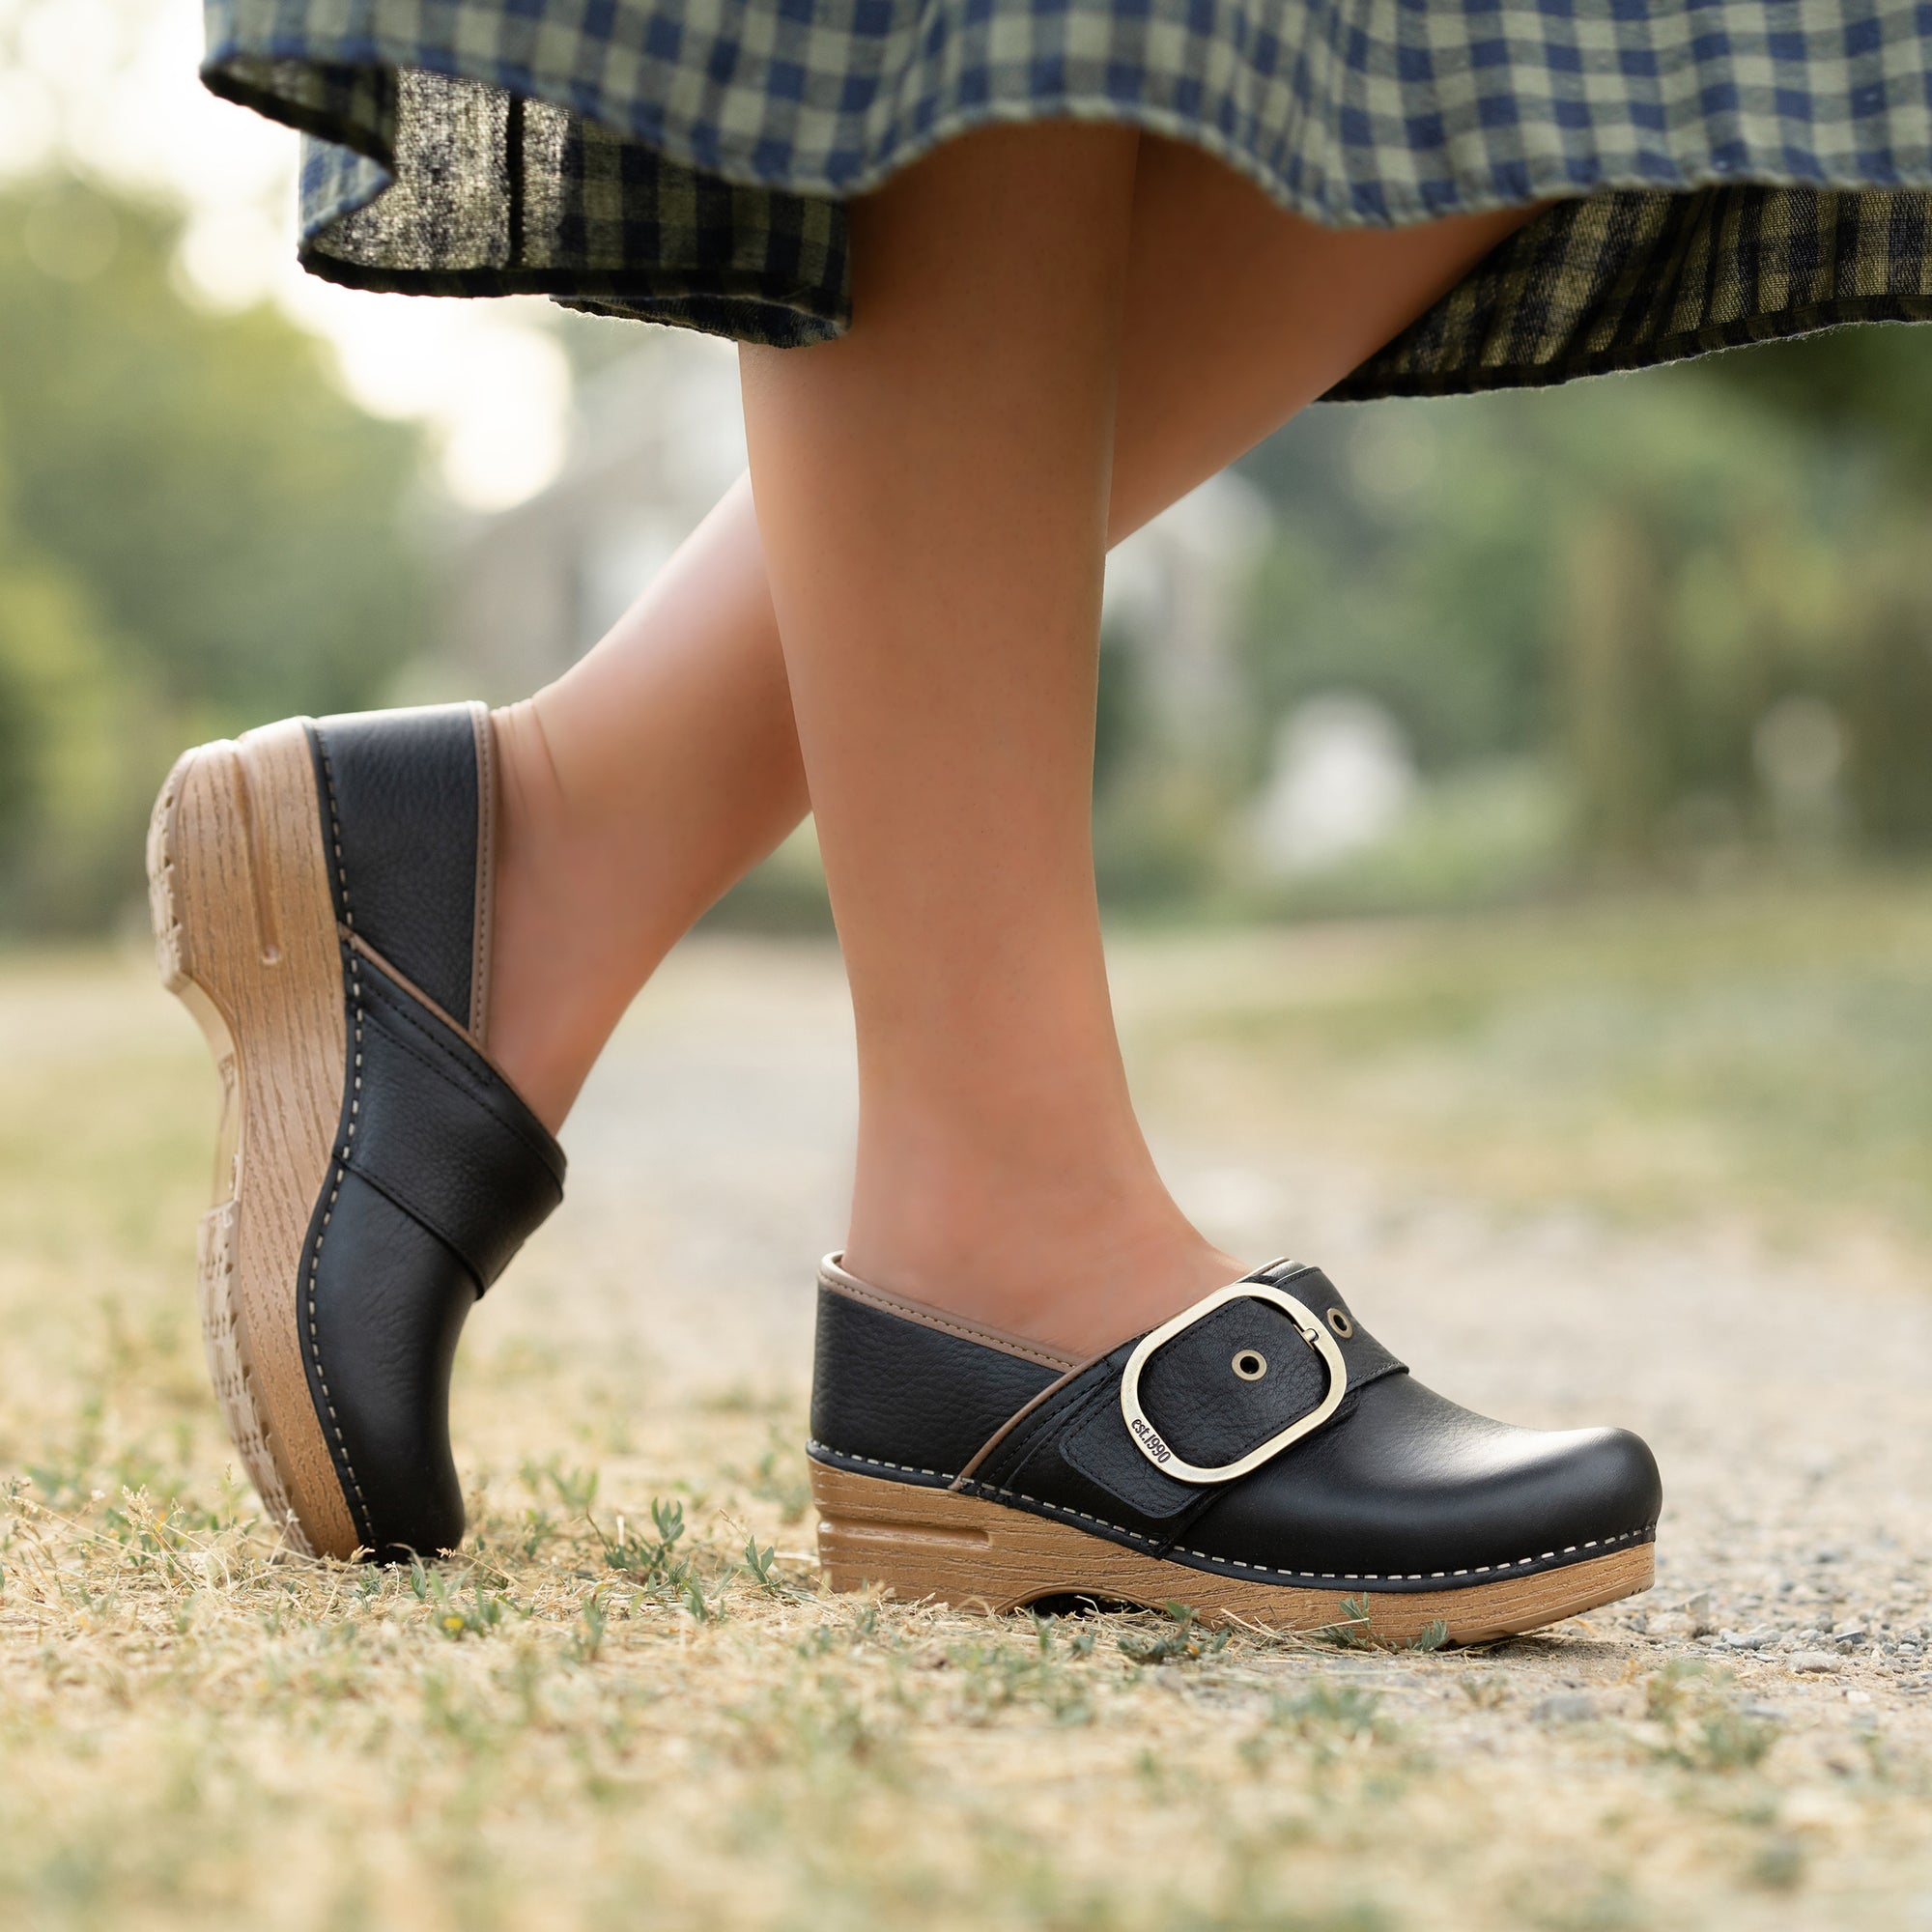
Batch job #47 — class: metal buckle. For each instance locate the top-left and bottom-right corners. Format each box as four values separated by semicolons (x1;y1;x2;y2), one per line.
1119;1280;1348;1485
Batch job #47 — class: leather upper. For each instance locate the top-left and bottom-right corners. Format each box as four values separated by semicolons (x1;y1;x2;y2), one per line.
308;706;487;1033
810;1259;1662;1591
347;957;562;1292
298;705;564;1561
810;1282;1064;1481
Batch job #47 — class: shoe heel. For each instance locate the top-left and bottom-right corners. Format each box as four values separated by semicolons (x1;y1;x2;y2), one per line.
195;1198;303;1540
148;722;359;1558
812;1459;1057;1612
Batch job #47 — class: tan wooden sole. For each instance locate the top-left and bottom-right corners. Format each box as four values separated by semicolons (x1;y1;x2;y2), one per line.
147;723;361;1559
812;1460;1653;1646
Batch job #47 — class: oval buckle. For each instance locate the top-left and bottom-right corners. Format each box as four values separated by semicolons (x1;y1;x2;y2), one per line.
1119;1281;1348;1485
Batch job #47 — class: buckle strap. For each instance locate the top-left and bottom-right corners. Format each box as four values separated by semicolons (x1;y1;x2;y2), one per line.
1121;1278;1348;1485
962;1264;1406;1536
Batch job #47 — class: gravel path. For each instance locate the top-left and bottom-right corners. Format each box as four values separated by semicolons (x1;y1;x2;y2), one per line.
510;933;1932;1734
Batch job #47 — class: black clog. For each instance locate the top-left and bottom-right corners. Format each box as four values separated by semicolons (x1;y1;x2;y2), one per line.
148;703;564;1560
809;1254;1661;1643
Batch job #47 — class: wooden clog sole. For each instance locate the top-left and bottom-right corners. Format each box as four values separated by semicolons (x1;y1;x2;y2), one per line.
812;1458;1652;1645
147;722;361;1559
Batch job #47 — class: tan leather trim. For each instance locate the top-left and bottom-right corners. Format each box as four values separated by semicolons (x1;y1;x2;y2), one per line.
468;700;496;1046
344;928;477;1048
816;1254;1084;1373
952;1353;1105;1490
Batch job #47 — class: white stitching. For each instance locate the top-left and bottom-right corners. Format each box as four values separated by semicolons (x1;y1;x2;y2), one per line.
809;1440;1656;1587
309;738;374;1548
812;1447;953;1482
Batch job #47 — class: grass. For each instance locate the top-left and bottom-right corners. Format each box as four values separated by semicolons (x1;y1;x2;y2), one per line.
0;928;1929;1929
1130;875;1932;1252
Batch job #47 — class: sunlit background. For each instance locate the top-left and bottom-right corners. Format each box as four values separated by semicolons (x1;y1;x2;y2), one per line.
7;0;1932;934
5;0;1932;1253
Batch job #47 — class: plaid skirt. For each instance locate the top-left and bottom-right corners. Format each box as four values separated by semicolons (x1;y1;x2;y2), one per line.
204;0;1932;398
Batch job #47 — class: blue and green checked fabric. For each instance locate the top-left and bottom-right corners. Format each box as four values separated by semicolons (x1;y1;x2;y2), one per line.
203;0;1932;394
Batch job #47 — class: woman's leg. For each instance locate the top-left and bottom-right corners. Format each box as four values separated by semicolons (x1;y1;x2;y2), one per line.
740;121;1458;1354
742;123;1148;1356
490;144;1545;1134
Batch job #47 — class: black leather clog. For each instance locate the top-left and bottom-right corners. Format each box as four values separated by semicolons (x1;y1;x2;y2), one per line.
148;703;564;1561
809;1254;1661;1644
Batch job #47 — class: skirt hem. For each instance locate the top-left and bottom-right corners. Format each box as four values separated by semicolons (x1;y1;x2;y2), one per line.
199;6;1932;398
209;30;1932;238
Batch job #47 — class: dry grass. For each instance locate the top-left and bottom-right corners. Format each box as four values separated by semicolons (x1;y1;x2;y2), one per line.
0;945;1928;1931
1125;877;1932;1249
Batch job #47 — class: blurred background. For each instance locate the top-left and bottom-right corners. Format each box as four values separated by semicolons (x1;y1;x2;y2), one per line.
9;0;1932;931
3;0;1930;1253
2;15;1929;1922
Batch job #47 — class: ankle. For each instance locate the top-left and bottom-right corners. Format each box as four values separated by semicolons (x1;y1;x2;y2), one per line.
843;1162;1243;1358
485;701;626;1132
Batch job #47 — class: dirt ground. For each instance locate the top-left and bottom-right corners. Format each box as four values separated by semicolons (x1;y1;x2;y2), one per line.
541;937;1932;1694
1;932;1929;1930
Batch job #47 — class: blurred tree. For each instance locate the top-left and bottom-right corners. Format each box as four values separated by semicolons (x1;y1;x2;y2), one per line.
1233;359;1932;904
0;496;154;929
1713;326;1932;487
0;177;433;930
1562;505;1672;870
1844;561;1932;850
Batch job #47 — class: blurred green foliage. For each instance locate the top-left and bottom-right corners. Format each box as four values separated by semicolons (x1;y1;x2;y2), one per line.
1175;338;1932;920
5;160;1931;937
0;178;430;932
1210;340;1932;911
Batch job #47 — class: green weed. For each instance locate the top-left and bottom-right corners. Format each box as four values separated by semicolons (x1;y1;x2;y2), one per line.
1119;1602;1233;1666
1642;1662;1782;1772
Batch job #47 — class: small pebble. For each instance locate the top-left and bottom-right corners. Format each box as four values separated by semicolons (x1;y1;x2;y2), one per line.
1789;1652;1841;1673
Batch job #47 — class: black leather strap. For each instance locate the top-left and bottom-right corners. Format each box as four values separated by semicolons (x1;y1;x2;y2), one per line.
344;952;565;1292
300;937;566;1559
1136;1295;1333;1469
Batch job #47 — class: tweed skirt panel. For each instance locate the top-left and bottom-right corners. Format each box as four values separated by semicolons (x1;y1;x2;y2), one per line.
202;0;1932;395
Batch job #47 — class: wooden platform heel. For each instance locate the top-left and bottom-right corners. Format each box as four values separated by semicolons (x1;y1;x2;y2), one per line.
149;722;357;1555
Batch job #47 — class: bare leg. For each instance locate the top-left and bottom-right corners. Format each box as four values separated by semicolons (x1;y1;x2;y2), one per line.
739;124;1236;1353
488;480;803;1122
491;145;1546;1134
